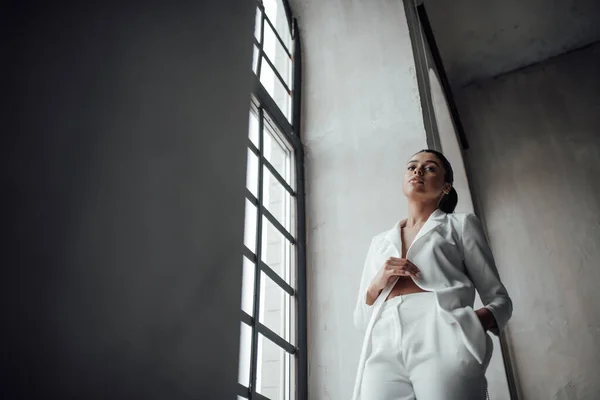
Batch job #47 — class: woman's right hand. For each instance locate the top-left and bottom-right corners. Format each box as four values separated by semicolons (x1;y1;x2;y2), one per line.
366;257;420;304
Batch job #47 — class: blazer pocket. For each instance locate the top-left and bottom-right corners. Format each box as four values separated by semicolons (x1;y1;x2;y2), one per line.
466;306;487;343
463;306;488;363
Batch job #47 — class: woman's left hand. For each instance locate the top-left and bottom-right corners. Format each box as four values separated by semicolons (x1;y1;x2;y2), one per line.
475;308;497;332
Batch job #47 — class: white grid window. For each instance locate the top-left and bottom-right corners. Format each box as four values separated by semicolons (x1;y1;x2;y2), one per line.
238;1;304;399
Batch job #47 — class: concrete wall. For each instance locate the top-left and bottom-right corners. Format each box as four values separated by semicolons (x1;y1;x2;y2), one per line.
292;0;427;398
456;42;600;399
2;2;254;399
423;0;600;89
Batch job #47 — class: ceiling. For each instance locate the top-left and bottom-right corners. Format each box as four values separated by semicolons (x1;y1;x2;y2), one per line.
422;0;600;89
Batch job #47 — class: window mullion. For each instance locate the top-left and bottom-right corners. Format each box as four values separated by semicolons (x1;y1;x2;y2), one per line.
252;84;293;138
261;51;292;94
257;323;295;354
262;206;295;244
262;157;295;196
248;107;266;398
243;245;257;264
262;8;292;58
238;383;251;399
256;12;266;79
253;37;292;96
259;260;294;296
241;310;253;326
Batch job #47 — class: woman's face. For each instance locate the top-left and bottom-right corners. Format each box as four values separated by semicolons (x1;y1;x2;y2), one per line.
402;152;451;203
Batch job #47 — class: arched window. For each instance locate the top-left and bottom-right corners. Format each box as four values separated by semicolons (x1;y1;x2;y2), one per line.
238;1;306;399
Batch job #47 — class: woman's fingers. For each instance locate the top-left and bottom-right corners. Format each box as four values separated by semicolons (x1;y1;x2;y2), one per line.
386;257;404;263
388;266;419;278
389;268;411;276
405;260;421;277
387;257;418;268
385;257;420;276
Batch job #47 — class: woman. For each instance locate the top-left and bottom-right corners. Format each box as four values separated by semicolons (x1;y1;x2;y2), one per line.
352;149;512;400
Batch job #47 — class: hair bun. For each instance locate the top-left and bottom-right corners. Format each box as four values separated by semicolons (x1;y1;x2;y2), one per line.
439;187;458;213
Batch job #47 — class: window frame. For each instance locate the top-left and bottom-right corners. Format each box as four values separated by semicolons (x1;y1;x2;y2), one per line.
238;1;306;399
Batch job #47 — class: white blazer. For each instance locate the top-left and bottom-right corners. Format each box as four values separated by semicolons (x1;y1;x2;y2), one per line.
352;209;512;400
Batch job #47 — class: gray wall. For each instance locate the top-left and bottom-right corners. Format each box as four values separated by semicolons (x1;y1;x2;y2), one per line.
427;68;512;399
2;2;254;399
423;0;600;89
291;0;427;398
457;42;600;399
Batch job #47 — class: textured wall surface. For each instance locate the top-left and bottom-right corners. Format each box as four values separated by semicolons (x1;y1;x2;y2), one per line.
423;0;600;88
2;2;254;398
291;0;428;398
457;42;600;400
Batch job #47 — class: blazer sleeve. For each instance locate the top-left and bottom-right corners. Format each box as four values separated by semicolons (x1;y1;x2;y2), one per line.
461;213;513;335
353;237;379;332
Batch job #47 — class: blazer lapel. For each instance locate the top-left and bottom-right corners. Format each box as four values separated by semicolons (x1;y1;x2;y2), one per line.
384;220;403;256
383;209;446;257
410;209;445;252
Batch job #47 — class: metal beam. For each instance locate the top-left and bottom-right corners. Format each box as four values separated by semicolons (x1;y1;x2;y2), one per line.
292;17;308;400
403;0;440;150
416;4;470;150
257;323;296;354
238;383;250;398
260;260;295;296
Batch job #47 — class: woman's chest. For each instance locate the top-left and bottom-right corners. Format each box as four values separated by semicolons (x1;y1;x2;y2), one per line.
376;228;465;279
401;226;420;257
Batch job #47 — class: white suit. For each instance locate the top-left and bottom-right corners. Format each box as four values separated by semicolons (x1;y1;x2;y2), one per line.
352;209;512;400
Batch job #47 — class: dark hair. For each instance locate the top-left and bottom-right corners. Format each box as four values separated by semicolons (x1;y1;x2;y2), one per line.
416;149;458;213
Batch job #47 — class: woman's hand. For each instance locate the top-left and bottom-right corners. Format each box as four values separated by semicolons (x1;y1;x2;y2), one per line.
475;308;497;332
365;257;420;305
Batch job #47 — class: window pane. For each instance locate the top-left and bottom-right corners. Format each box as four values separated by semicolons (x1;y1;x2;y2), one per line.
241;256;255;316
244;199;258;253
264;23;292;88
260;59;292;121
246;149;259;198
263;118;294;187
261;216;294;286
259;271;293;344
238;322;253;387
263;0;292;50
256;333;290;400
263;165;295;234
249;110;259;148
252;45;259;74
254;7;262;41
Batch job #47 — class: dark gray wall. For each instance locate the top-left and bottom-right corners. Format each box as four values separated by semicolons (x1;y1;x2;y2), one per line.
2;1;254;399
457;42;600;399
424;0;600;88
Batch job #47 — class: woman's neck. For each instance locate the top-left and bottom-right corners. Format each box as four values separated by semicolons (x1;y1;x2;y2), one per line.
405;201;438;228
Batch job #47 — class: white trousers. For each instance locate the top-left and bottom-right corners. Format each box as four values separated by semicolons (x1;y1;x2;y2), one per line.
361;292;492;400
